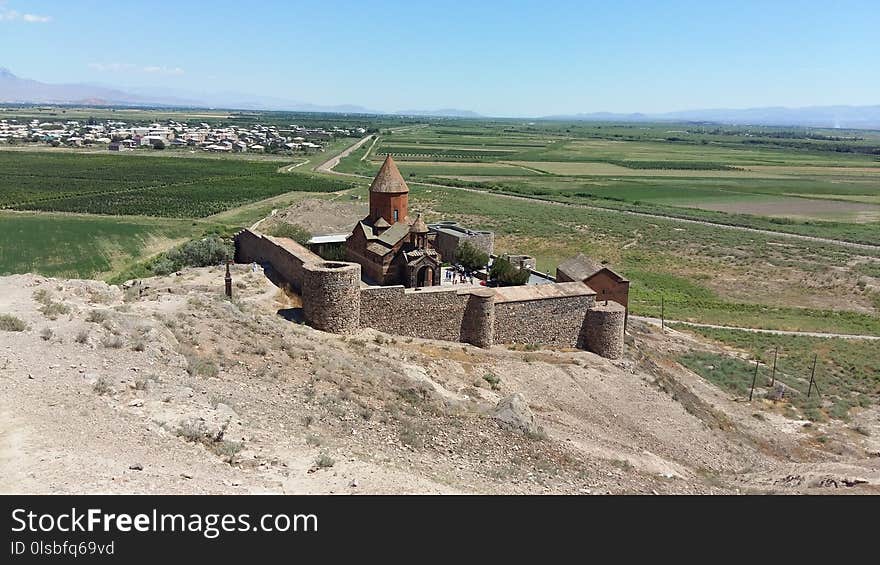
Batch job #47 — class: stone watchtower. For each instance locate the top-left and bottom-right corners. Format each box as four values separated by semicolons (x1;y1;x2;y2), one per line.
302;261;361;334
369;155;409;225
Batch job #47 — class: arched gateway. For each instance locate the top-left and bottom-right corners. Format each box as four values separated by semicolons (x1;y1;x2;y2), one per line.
416;265;434;287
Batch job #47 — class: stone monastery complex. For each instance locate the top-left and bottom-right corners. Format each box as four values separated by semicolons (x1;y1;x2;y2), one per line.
234;156;627;359
345;156;442;287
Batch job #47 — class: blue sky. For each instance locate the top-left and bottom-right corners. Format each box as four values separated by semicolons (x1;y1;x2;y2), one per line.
1;0;878;116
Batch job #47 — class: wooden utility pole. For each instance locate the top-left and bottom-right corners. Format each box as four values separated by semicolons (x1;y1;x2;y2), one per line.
770;345;778;387
660;295;665;332
807;353;819;398
749;359;761;402
225;260;233;299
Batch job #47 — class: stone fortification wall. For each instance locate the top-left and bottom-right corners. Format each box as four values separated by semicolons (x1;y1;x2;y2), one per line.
239;228;624;358
360;282;609;352
430;222;494;263
494;295;595;348
359;285;475;343
234;229;322;292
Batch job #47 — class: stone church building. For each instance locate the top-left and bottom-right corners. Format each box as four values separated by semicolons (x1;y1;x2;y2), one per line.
345;155;441;287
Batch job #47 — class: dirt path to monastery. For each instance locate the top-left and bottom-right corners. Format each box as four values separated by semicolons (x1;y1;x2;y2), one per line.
314;135;374;174
632;316;880;340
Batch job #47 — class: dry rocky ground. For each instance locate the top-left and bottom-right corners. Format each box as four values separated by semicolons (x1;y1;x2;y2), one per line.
258;197;367;235
1;267;879;495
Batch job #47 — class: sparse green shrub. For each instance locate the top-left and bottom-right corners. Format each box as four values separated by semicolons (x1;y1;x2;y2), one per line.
678;351;753;396
133;376;151;391
306;433;323;446
315;453;335;468
186;355;219;378
86;310;109;323
39;301;70;320
93;376;112;395
0;314;27;332
75;329;89;344
152;236;233;276
212;439;244;463
101;335;125;349
32;288;52;305
176;419;208;442
482;373;501;390
40;327;54;341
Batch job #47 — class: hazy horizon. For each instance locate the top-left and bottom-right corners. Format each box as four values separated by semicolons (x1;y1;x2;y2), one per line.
1;0;878;116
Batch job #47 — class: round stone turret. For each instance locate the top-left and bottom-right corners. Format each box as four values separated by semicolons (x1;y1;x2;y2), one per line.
302;261;361;334
461;288;495;348
579;301;625;359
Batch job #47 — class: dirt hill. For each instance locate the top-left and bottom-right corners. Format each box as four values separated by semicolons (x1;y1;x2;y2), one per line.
257;197;367;235
1;268;878;494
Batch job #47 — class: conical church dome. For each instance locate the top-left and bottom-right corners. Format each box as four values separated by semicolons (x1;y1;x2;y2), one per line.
369;155;410;194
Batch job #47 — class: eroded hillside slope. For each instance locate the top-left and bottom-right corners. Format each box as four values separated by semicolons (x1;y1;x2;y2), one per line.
1;267;877;494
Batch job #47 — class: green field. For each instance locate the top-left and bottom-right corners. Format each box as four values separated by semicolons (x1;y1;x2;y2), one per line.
0;152;354;218
400;182;880;335
0;146;362;278
337;120;880;334
2;111;879;338
676;326;880;422
337;121;880;244
0;211;205;279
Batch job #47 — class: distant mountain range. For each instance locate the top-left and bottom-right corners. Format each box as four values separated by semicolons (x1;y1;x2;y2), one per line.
0;68;380;114
1;67;878;128
395;108;483;118
0;67;165;106
542;106;880;129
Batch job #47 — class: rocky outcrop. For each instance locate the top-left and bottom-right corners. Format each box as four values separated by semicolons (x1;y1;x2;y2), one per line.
491;393;538;435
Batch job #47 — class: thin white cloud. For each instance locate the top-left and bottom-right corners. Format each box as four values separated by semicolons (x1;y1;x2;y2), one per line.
21;13;51;23
0;2;52;23
89;63;185;76
143;66;185;76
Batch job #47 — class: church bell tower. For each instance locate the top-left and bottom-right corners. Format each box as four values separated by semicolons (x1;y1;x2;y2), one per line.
369;155;409;226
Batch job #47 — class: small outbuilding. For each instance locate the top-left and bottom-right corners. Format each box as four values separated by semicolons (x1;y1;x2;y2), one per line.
556;254;629;314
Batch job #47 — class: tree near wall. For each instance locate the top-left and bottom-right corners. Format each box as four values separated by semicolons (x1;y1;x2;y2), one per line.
456;241;489;273
152;236;233;276
489;257;529;286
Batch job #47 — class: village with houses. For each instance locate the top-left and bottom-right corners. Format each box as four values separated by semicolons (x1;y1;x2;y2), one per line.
0;115;367;154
